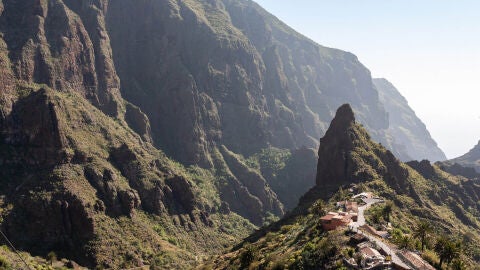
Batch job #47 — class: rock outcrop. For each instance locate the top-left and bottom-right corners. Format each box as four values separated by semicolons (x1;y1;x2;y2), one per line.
302;104;424;204
301;104;480;230
313;104;357;196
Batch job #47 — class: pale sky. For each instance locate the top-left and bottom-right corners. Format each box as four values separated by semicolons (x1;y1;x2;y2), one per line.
253;0;480;159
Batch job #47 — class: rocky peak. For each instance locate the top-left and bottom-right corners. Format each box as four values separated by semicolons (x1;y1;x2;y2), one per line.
406;160;436;180
315;104;357;189
301;103;414;205
321;104;355;140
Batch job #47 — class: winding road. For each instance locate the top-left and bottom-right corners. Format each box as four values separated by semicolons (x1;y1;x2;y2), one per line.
351;198;412;270
351;198;383;229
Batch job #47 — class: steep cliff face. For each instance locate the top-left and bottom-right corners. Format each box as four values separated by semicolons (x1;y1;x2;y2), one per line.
106;0;266;167
102;0;447;218
104;0;408;169
302;104;415;202
373;78;446;162
0;1;256;267
223;0;390;138
0;0;123;117
0;0;453;267
448;141;480;172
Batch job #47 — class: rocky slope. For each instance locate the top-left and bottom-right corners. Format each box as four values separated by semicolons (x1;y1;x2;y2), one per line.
0;0;451;268
0;1;255;268
0;84;258;269
374;78;446;161
447;141;480;173
207;104;480;269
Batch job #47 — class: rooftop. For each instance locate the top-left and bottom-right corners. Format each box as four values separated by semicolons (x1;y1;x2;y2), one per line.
360;247;382;258
399;250;436;270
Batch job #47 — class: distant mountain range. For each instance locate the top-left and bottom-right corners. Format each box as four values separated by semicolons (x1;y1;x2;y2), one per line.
446;141;480;172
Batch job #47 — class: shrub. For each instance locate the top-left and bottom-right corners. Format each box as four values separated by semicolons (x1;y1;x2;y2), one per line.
0;255;10;269
421;249;439;266
240;244;258;269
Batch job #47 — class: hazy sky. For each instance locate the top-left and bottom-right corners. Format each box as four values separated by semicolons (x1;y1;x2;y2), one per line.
254;0;480;159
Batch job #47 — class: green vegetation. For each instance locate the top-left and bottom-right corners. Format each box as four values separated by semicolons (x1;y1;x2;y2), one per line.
246;147;317;210
205;197;350;269
413;221;433;251
0;84;258;269
435;236;462;268
365;202;393;225
0;255;10;270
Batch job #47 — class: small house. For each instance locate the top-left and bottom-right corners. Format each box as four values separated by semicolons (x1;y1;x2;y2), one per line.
320;211;353;231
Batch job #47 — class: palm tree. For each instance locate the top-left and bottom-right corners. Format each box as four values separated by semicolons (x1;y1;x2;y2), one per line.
413;221;433;251
434;236;461;268
382;201;393;222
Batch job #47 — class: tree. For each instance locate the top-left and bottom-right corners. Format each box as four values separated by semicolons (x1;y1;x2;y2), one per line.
413;221;433;251
434;236;461;268
382;202;393;222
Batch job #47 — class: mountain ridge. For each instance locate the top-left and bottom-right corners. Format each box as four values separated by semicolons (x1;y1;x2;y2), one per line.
447;140;480;173
207;104;480;269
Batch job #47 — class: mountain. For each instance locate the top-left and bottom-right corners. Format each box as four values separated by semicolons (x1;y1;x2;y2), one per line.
104;0;446;216
208;104;480;269
105;0;448;166
0;0;450;268
0;1;258;268
107;0;386;167
309;105;480;237
373;78;446;162
446;141;480;173
0;85;262;268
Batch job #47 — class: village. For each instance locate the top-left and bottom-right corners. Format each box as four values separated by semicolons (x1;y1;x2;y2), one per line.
319;190;436;270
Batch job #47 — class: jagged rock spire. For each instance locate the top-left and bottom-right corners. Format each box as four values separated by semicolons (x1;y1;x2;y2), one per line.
316;104;356;188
